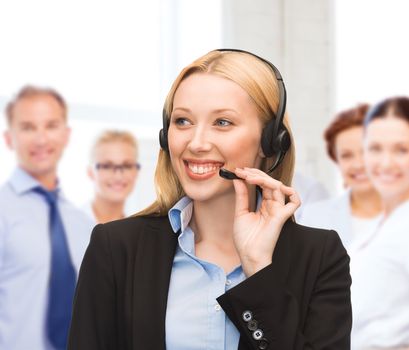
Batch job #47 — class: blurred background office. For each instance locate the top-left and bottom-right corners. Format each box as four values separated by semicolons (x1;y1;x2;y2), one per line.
0;0;408;212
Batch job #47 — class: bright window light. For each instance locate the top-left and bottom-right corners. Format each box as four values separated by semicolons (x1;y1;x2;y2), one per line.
335;0;409;110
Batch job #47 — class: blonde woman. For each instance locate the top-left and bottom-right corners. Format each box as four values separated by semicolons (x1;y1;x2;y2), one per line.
69;49;351;349
85;130;140;223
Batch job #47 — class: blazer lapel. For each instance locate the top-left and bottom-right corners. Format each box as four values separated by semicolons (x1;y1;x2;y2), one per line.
131;216;178;350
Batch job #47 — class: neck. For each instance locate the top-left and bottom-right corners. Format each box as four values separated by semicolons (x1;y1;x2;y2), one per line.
190;187;257;273
382;190;409;217
24;167;58;190
92;196;125;223
350;188;382;218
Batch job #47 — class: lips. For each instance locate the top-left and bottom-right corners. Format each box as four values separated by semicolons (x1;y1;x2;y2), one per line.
107;182;128;191
350;172;368;181
183;160;224;179
373;172;401;184
30;149;53;161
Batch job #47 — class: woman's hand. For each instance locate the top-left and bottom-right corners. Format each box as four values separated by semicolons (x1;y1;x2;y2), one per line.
232;167;301;277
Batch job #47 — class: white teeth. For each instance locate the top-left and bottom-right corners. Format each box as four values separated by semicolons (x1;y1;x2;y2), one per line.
188;163;218;174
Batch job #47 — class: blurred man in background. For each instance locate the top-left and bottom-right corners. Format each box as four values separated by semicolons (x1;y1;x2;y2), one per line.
0;85;93;350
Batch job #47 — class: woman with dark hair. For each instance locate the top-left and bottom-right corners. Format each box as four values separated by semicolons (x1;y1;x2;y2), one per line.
350;96;409;350
68;49;351;349
299;104;382;250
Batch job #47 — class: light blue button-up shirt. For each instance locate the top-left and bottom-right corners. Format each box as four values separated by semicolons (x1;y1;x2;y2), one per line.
0;167;94;350
165;196;246;350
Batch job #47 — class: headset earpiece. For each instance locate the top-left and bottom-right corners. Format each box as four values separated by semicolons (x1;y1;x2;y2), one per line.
159;108;169;151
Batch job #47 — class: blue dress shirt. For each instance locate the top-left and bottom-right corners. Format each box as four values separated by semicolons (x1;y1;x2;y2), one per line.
0;168;94;350
165;196;246;350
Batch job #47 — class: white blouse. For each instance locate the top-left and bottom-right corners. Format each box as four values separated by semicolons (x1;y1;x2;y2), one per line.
350;200;409;350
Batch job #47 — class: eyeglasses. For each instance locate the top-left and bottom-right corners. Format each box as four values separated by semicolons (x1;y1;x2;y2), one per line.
95;162;141;174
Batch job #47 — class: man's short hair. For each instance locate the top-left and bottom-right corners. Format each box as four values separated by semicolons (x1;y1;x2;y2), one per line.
5;85;67;124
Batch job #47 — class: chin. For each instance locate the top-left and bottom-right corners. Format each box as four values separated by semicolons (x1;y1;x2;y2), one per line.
184;185;234;203
27;165;56;178
352;182;374;193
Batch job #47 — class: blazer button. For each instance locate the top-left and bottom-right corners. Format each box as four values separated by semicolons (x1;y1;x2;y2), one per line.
242;310;253;322
247;319;258;331
258;338;269;349
252;329;264;340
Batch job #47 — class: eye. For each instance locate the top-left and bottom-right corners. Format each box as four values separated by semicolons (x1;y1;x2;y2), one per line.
96;163;114;171
368;144;381;153
215;119;232;127
47;121;60;129
396;145;409;154
122;163;136;170
339;152;353;160
173;117;191;126
20;123;34;131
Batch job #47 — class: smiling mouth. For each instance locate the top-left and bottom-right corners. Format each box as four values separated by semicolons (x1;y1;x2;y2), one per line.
351;173;368;181
31;149;53;159
184;160;224;175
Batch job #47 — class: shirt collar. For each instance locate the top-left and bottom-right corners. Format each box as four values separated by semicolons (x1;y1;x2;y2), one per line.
168;196;193;234
9;167;64;198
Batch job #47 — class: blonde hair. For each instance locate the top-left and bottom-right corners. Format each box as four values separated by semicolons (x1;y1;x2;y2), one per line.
5;85;67;124
138;50;295;216
90;130;138;163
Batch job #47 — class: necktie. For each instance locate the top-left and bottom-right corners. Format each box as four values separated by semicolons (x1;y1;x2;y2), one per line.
34;187;76;350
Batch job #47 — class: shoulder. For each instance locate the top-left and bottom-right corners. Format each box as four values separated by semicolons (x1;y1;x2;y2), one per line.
299;193;348;221
287;219;339;242
285;220;347;261
84;215;176;268
90;215;174;247
0;182;16;205
59;199;95;230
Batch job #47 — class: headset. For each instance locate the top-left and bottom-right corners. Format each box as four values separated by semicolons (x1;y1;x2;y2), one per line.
159;48;291;175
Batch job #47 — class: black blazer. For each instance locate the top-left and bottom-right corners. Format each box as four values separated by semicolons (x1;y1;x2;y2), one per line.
68;215;351;350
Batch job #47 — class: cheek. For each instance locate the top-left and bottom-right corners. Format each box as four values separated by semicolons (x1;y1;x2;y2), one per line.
50;129;69;147
128;173;138;183
363;153;377;173
337;160;351;177
168;130;185;157
95;175;110;188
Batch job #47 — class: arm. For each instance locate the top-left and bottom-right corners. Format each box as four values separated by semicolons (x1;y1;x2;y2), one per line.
217;231;352;350
68;224;117;350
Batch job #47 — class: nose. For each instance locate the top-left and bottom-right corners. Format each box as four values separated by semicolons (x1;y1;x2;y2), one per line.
187;125;212;153
352;152;365;170
379;151;395;169
34;128;49;146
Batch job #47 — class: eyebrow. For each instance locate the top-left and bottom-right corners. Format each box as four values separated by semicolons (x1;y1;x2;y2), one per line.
172;107;239;115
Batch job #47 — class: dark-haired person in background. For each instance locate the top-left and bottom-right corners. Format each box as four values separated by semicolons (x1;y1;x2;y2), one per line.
0;86;93;350
351;96;409;350
69;50;351;349
299;104;382;250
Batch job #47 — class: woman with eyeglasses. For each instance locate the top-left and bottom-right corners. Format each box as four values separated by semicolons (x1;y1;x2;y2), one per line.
69;50;351;349
84;130;140;223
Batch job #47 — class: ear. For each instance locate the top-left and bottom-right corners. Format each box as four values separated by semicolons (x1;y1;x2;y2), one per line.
258;144;266;158
64;126;71;146
87;165;95;181
4;130;14;150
